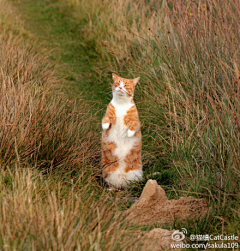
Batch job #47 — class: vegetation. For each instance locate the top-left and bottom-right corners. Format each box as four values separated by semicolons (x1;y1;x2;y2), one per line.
0;0;239;249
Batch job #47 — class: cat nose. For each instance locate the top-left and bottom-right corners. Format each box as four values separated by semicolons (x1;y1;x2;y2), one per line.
119;86;122;89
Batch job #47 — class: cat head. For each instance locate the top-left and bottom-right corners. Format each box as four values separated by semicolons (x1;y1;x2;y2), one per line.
112;73;140;97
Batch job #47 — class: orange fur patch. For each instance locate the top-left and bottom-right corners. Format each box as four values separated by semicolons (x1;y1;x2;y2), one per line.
124;131;142;172
102;103;116;126
101;130;119;178
101;104;118;178
124;105;140;131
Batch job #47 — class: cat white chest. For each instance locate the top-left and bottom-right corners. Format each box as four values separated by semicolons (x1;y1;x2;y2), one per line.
107;100;136;167
110;100;133;137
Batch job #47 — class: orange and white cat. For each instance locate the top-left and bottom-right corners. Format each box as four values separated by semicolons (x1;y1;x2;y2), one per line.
101;73;142;189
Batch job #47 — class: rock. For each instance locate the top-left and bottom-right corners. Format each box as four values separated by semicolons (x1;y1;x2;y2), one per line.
126;179;209;226
137;179;168;207
139;228;183;251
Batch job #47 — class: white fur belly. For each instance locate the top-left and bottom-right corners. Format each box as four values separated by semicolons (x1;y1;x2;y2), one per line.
108;118;136;163
107;102;136;169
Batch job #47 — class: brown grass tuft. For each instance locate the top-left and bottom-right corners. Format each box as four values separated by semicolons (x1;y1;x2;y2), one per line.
0;32;100;172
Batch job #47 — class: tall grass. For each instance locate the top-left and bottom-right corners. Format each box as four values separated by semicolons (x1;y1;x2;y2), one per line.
1;0;239;248
0;3;144;249
68;0;240;235
0;32;100;173
0;167;142;250
67;0;157;60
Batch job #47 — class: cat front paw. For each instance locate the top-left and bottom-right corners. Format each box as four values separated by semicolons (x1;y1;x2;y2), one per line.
127;129;136;138
102;123;110;130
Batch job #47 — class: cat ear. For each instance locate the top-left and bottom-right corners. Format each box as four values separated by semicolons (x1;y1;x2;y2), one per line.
133;77;140;86
112;73;119;81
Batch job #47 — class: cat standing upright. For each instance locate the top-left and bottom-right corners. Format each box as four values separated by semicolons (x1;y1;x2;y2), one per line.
101;73;142;189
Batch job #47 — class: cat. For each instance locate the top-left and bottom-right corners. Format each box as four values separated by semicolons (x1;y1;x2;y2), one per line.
101;73;142;189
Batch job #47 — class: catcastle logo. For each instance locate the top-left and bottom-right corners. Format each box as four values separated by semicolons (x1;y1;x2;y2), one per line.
171;229;239;249
171;228;187;241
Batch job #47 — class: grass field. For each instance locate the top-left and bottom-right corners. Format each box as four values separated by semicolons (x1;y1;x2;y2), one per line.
0;0;239;250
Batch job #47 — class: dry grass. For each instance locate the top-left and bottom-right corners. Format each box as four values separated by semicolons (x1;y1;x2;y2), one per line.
1;0;239;249
0;167;142;250
0;31;100;172
71;0;240;185
67;0;157;59
69;0;240;236
0;3;142;250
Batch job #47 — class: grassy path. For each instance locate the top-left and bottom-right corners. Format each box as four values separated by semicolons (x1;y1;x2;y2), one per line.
11;0;109;110
2;2;240;247
9;0;179;193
